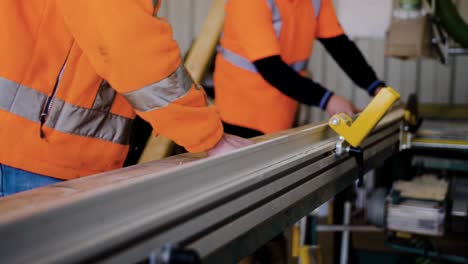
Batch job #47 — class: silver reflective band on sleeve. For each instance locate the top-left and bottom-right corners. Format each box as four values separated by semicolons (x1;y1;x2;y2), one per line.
218;46;308;73
0;77;133;145
123;65;192;112
44;98;133;145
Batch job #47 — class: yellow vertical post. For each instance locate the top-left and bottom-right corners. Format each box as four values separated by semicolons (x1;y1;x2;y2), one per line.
300;246;311;264
292;224;301;258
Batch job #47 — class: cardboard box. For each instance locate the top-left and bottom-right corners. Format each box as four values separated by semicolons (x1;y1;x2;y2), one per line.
385;15;434;59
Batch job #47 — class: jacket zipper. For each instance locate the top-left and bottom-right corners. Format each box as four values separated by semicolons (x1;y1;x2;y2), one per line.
39;60;67;138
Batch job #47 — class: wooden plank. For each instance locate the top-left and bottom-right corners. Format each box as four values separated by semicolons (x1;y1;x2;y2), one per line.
184;0;225;83
139;0;226;164
138;136;175;164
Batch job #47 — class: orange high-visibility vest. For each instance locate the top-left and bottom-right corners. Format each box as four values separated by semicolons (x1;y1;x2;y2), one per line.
0;0;223;180
214;0;344;134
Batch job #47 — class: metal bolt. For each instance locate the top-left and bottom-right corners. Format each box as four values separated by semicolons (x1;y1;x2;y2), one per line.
331;117;340;126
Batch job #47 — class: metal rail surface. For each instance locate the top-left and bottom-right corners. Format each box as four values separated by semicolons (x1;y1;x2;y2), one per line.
0;109;405;264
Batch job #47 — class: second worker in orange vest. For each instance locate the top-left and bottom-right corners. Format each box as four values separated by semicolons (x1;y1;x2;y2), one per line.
214;0;386;138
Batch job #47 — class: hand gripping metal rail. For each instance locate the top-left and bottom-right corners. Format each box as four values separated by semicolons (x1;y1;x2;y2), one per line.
0;93;404;264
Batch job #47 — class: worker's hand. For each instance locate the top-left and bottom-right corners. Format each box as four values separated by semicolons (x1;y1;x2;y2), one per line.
325;94;359;117
207;133;254;157
373;85;385;96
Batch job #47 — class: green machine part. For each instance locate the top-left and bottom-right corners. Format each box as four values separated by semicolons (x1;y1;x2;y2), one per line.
399;0;422;11
434;0;468;48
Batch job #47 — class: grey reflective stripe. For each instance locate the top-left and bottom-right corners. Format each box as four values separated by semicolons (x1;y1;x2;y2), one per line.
218;46;308;73
218;0;320;74
92;80;116;112
266;0;282;37
273;19;282;38
44;98;133;144
123;65;192;112
218;46;258;73
0;77;133;145
0;77;46;123
313;0;321;17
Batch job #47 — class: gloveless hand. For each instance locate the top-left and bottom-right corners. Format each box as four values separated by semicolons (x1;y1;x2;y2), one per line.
325;94;359;117
207;133;254;157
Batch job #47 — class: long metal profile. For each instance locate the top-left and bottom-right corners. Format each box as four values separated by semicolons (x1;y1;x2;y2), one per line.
0;109;404;264
412;140;468;151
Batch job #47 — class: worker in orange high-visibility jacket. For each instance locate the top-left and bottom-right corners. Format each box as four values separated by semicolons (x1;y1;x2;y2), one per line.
214;0;387;138
0;0;252;197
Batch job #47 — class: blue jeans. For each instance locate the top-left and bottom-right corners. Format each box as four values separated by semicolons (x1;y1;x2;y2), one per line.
0;164;62;197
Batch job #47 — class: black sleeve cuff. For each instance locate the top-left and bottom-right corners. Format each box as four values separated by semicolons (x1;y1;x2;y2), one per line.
319;90;334;110
367;80;386;96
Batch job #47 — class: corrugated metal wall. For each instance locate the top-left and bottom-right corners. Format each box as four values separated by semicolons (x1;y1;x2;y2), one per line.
159;0;468;123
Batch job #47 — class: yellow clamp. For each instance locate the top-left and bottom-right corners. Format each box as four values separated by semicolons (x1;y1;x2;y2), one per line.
328;87;401;147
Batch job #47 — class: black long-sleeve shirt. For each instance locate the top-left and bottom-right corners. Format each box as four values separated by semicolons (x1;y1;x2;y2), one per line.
252;34;385;110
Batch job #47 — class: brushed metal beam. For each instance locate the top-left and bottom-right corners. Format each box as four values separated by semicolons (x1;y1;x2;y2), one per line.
0;109;404;264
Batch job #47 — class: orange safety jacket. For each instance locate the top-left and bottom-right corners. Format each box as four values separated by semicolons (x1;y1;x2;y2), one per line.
0;0;223;180
214;0;344;134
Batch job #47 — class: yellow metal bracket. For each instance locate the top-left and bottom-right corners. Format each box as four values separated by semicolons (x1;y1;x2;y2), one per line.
328;87;401;148
328;87;400;187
